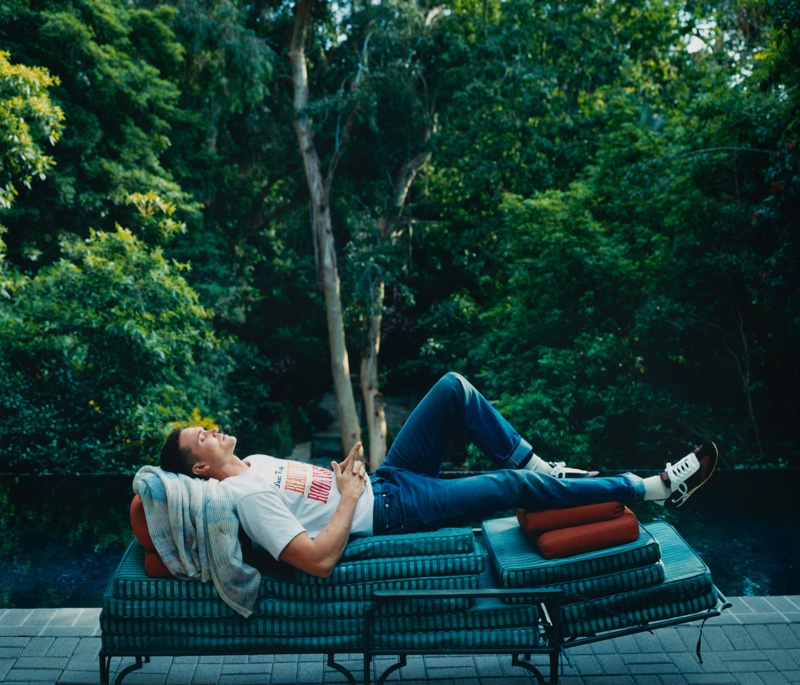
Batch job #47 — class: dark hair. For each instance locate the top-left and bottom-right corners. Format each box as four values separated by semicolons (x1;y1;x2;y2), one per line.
159;427;198;477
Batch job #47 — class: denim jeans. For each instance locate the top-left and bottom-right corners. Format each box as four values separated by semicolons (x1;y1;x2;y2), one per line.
371;372;645;534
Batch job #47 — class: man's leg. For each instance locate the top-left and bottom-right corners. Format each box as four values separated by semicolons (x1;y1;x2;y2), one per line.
372;444;718;534
373;468;646;534
378;372;532;479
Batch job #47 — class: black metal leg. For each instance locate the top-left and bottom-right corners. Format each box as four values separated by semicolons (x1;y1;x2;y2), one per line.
99;652;110;685
326;653;357;685
376;655;406;685
115;656;148;685
512;653;546;685
549;649;560;684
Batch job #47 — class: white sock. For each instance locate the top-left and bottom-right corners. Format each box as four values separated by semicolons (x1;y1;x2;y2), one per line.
523;453;554;475
643;474;671;501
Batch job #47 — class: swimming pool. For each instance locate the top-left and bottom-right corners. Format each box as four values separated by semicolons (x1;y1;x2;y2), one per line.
0;469;797;607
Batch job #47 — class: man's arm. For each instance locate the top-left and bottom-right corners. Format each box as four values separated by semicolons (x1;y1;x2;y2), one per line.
278;442;366;578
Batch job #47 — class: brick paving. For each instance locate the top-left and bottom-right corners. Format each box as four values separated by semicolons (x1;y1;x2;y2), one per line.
1;596;798;684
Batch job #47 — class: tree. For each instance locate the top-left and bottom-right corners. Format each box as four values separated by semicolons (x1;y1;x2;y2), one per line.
335;1;440;469
0;50;64;295
0;51;64;214
288;0;363;458
0;0;190;266
0;225;218;473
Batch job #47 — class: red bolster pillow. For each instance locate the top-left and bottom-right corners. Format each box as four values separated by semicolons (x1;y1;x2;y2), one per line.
516;501;625;534
534;508;640;559
130;494;174;578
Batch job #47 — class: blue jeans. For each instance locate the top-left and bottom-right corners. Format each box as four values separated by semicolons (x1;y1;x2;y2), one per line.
371;372;645;534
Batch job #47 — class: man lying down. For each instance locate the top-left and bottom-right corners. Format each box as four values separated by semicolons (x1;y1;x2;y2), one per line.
159;372;717;579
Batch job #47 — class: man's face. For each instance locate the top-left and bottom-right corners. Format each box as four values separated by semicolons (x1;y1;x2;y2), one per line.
179;427;237;473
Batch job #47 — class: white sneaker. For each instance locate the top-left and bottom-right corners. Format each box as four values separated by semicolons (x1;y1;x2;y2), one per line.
661;443;719;508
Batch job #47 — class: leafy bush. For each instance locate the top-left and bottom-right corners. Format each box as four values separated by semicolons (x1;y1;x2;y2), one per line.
0;226;218;473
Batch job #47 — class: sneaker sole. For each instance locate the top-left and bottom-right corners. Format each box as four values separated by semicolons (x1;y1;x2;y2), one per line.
669;442;719;508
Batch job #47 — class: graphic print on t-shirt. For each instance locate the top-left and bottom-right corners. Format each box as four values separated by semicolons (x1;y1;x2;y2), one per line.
274;460;333;505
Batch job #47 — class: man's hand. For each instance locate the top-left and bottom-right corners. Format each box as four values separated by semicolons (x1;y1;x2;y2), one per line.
280;441;367;578
332;441;367;499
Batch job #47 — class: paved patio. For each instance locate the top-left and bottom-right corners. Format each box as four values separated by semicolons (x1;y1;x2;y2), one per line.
1;595;798;684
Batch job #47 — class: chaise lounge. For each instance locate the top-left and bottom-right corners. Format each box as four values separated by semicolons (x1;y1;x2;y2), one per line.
98;493;730;684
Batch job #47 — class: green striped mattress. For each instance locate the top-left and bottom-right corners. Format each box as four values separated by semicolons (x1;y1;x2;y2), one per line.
108;541;481;604
498;560;666;605
103;628;539;653
561;521;718;636
103;593;473;620
103;595;538;640
481;516;662;588
294;546;486;585
372;626;539;651
339;527;475;560
373;594;539;633
102;538;485;651
101;632;363;652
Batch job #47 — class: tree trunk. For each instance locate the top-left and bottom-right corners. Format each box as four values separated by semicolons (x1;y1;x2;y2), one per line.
361;150;432;471
360;276;386;471
290;0;361;457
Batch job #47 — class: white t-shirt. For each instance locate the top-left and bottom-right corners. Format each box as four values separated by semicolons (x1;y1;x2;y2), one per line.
224;454;374;560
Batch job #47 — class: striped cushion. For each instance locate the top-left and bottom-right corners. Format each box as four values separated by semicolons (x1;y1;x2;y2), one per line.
100;613;364;637
500;561;666;605
109;542;480;604
340;527;475;560
104;594;473;620
295;546;486;585
101;632;362;652
563;588;719;637
482;516;661;588
372;627;539;650
562;521;716;635
374;595;538;633
262;573;481;602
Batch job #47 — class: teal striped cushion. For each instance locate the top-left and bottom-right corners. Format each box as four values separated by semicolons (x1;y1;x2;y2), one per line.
499;562;666;605
562;521;716;635
100;613;363;637
109;542;480;603
104;594;473;620
103;595;355;619
263;573;480;602
373;627;539;650
374;595;538;633
563;588;719;637
101;632;362;652
340;527;475;560
295;546;486;585
482;516;661;588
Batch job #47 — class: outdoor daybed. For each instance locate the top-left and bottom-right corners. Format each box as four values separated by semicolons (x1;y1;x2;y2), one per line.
98;495;730;685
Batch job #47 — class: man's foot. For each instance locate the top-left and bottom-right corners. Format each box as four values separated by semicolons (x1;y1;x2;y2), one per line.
661;442;718;508
549;461;600;478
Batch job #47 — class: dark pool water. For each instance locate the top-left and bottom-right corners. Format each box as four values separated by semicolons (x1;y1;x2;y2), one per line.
0;469;797;607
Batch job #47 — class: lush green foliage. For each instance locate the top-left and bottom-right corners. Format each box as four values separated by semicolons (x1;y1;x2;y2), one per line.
0;51;64;214
0;226;217;473
0;0;797;472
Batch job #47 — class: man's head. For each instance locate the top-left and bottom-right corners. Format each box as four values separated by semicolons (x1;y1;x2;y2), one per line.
160;427;198;477
159;426;238;479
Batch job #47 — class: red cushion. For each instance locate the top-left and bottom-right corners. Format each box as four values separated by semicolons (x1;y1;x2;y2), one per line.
516;501;625;534
534;508;640;559
130;494;174;578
